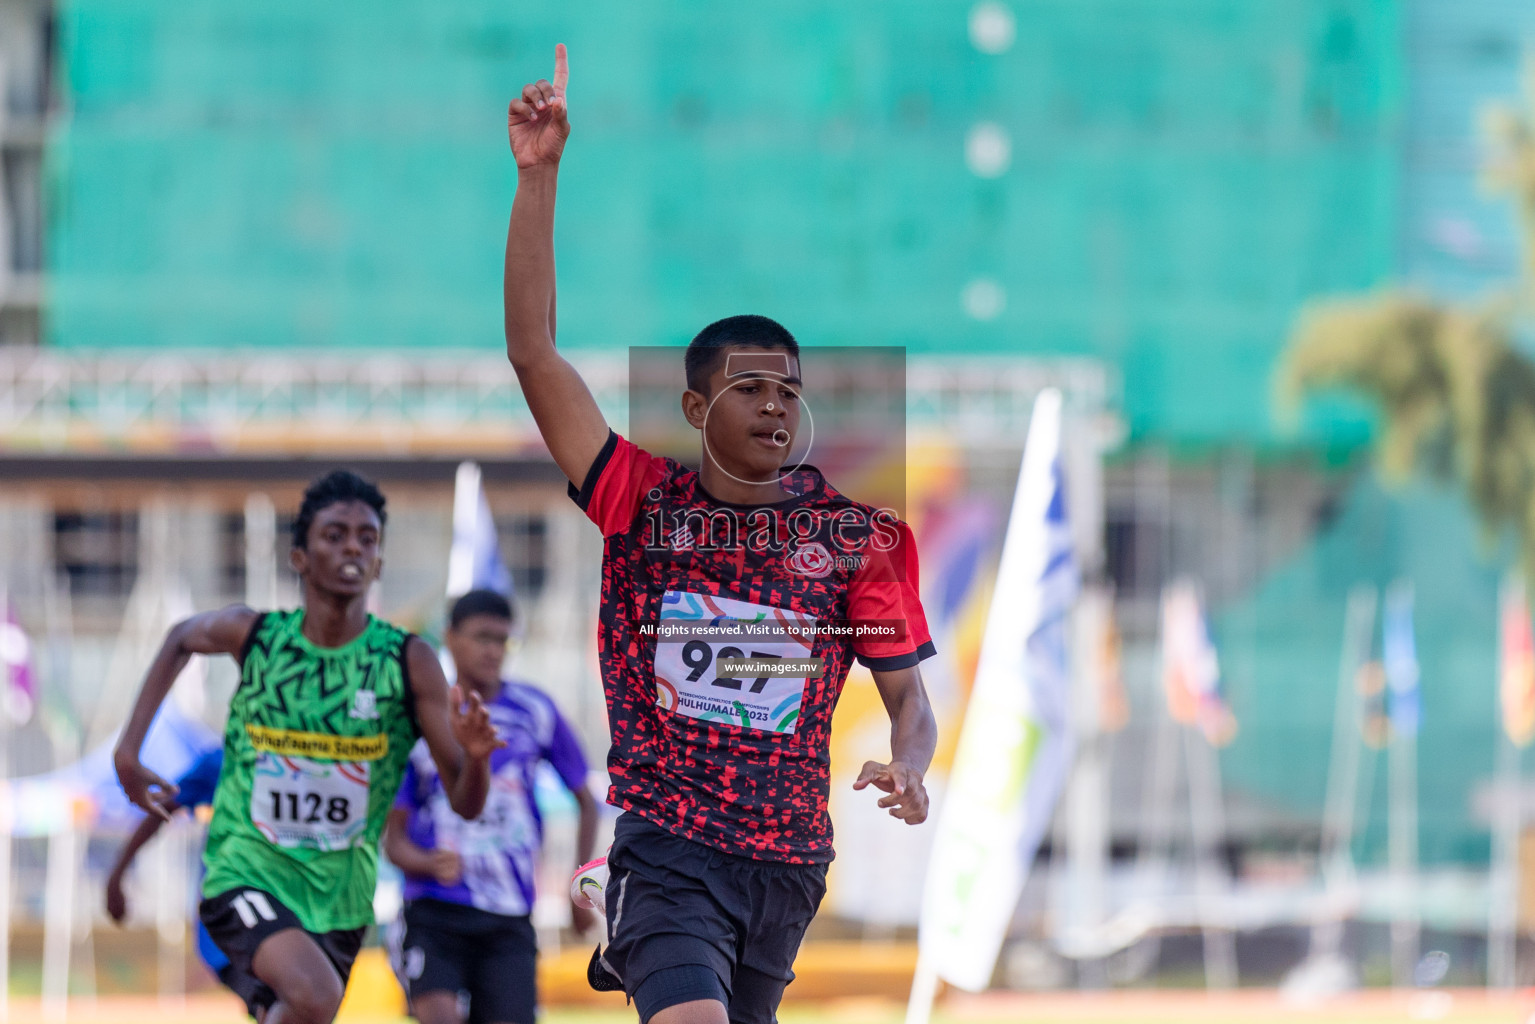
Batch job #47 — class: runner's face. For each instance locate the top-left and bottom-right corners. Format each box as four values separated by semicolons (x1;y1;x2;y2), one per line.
691;348;803;484
446;613;512;692
293;500;382;597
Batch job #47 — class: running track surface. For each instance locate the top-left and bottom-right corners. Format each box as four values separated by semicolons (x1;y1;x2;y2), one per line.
4;989;1533;1024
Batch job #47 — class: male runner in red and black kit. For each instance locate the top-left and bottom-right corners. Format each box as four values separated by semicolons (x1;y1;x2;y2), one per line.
502;47;938;1024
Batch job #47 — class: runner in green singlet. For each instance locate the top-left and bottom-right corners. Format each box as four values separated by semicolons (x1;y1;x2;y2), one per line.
114;471;502;1024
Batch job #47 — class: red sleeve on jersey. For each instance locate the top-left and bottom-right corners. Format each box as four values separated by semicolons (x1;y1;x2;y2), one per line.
567;431;669;537
849;521;937;671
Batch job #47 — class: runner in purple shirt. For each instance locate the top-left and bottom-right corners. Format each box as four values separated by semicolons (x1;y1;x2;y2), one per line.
385;589;598;1024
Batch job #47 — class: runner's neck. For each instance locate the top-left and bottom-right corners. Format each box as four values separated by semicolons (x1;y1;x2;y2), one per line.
298;590;371;649
696;459;797;507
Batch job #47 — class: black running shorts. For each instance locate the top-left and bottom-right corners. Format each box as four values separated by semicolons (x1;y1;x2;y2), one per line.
599;813;828;1024
399;898;538;1024
199;886;365;1018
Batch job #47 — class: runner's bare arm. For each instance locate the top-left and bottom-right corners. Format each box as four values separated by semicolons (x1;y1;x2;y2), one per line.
105;807;179;923
570;785;601;934
383;807;463;885
573;786;598;867
505;43;610;488
406;637;501;819
853;665;937;824
382;808;429;874
113;605;259;821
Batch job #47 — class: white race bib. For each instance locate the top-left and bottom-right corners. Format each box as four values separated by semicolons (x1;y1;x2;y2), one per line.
654;590;817;734
443;779;537;858
428;777;537;915
250;753;370;851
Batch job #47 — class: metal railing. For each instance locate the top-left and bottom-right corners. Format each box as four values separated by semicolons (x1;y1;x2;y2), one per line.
0;349;1115;456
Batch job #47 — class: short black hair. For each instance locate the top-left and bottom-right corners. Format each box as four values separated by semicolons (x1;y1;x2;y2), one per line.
449;588;515;629
291;470;387;550
684;315;800;394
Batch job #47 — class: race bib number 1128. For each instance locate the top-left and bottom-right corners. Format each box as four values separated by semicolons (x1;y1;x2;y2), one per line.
250;753;370;851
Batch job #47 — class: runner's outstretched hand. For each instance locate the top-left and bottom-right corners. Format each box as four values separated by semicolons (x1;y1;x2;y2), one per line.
105;875;128;923
853;760;929;824
114;756;179;823
450;685;506;761
508;43;570;170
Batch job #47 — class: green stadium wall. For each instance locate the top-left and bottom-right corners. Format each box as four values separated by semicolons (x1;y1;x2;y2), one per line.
47;0;1402;445
51;1;1535;866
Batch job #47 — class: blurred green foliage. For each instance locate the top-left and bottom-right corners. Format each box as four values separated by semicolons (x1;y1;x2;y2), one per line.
1279;62;1535;570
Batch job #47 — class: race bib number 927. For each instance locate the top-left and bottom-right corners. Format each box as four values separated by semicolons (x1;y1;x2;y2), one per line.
654;591;817;734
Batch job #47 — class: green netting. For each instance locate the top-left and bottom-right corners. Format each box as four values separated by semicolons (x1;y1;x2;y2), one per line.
1221;476;1505;865
47;0;1402;443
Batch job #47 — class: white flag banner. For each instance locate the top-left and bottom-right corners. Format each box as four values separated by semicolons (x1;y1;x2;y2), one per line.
442;461;514;684
447;461;513;599
916;388;1079;992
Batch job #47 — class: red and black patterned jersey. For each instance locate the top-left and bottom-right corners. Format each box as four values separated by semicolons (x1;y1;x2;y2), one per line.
569;430;935;864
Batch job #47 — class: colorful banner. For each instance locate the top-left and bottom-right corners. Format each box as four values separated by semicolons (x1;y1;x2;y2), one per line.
825;477;997;927
1160;581;1236;747
917;388;1078;992
1500;576;1535;748
0;595;37;724
1098;602;1129;734
1357;657;1390;750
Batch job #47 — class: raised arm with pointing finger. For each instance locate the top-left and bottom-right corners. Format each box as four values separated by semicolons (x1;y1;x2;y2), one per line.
504;47;938;1024
505;44;611;489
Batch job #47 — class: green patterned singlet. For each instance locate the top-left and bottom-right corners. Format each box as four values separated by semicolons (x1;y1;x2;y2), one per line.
202;610;421;933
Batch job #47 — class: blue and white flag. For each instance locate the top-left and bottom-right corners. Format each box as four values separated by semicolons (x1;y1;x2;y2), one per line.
1383;580;1419;738
447;461;512;599
1161;581;1237;747
917;388;1079;992
0;592;37;725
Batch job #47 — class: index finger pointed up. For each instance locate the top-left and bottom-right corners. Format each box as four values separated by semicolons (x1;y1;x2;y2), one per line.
553;43;570;99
